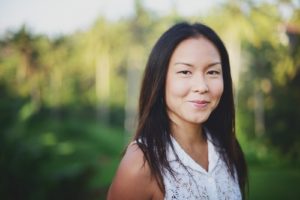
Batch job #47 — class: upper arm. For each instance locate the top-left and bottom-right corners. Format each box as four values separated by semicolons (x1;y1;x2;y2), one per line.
107;144;155;200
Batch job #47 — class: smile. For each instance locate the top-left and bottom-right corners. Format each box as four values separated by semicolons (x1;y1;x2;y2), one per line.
189;100;210;109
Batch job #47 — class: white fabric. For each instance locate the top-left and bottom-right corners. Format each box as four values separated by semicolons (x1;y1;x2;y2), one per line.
163;135;241;200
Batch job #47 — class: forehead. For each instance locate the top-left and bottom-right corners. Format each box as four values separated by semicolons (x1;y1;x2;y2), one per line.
170;37;221;63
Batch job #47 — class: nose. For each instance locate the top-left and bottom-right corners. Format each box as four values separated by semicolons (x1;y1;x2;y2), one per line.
192;74;208;94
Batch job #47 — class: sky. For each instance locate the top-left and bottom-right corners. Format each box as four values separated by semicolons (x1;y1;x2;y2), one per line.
0;0;223;36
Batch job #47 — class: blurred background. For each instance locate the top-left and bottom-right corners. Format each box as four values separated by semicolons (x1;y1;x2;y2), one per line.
0;0;299;199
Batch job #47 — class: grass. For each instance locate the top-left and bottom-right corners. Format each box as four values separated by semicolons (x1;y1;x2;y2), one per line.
249;166;300;200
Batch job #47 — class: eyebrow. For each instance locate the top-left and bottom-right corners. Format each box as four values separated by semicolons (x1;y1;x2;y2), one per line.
174;62;221;67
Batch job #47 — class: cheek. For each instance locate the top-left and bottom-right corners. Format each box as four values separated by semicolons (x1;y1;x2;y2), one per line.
166;79;189;99
210;80;224;101
165;76;190;109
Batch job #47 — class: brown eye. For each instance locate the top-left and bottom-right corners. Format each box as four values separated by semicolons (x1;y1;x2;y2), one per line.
178;70;191;75
207;70;221;75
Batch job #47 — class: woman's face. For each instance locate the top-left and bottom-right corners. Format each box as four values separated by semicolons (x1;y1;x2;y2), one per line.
165;37;224;127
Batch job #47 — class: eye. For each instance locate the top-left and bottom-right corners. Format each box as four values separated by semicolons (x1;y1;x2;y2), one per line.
178;70;192;75
207;70;221;76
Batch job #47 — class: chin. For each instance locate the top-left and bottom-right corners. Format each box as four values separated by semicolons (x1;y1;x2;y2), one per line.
188;116;209;124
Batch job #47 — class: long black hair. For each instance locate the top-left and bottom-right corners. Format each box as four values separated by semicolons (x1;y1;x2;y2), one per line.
134;22;248;198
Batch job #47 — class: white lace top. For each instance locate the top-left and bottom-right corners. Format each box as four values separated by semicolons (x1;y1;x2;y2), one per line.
163;135;241;200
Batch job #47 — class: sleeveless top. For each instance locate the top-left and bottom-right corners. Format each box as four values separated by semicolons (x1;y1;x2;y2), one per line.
163;135;241;200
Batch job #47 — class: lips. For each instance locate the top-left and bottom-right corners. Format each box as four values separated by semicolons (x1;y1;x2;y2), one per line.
189;100;210;109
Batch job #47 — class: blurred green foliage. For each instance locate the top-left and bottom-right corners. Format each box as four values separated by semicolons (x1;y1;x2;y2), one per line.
0;84;126;199
0;0;299;199
249;167;300;199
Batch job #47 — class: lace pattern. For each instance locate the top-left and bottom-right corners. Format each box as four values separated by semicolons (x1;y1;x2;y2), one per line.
163;136;241;200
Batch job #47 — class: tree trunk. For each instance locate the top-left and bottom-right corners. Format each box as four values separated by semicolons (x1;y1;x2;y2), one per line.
96;54;110;124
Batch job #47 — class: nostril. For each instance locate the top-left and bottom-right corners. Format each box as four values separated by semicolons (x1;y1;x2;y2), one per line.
193;81;209;94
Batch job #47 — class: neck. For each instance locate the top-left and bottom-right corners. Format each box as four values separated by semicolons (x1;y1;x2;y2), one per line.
170;121;206;147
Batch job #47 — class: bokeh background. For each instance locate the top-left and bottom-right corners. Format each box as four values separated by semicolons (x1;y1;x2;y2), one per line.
0;0;299;199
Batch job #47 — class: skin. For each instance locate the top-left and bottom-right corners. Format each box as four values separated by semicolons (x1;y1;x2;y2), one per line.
107;37;223;200
106;143;163;200
165;36;223;170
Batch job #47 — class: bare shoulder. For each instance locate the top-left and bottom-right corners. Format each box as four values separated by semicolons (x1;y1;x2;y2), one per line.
107;143;161;200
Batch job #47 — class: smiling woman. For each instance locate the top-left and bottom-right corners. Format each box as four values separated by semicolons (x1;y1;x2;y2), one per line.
165;37;224;130
107;22;248;200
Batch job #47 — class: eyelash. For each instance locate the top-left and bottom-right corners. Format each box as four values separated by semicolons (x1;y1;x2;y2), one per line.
178;70;191;75
178;70;221;75
207;70;221;75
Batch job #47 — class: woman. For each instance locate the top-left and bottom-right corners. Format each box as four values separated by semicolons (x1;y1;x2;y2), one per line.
107;22;248;200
